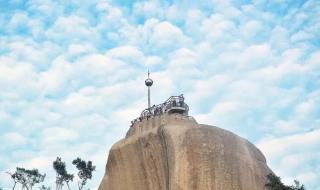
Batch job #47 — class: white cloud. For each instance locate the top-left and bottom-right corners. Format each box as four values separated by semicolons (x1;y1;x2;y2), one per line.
306;50;320;71
2;132;28;147
291;30;314;42
257;129;320;160
8;12;30;32
27;0;61;17
274;120;301;135
269;25;290;48
39;56;74;95
41;127;79;145
149;21;190;51
201;13;237;41
46;15;97;42
107;45;144;63
67;43;96;56
0;61;39;99
241;44;272;69
133;1;162;19
296;172;319;187
241;20;262;38
96;1;126;33
145;55;163;67
1;0;320;189
185;9;205;36
257;130;320;188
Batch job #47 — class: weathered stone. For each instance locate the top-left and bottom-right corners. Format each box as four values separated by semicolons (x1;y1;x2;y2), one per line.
99;113;272;190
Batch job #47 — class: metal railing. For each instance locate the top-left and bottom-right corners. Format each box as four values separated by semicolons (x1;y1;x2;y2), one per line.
130;94;189;126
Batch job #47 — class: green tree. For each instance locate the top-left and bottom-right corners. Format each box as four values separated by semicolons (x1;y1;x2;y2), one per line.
266;173;306;190
7;167;45;190
290;180;305;190
265;173;290;190
53;157;73;190
72;158;96;190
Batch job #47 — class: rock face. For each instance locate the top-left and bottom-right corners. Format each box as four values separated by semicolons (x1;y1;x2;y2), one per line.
99;113;272;190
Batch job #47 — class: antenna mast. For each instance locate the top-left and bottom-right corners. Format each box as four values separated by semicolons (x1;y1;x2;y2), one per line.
145;70;153;109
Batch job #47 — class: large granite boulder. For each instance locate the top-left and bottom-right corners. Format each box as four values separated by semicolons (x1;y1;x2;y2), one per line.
99;113;272;190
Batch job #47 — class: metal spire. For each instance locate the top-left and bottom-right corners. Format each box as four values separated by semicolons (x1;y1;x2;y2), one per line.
145;70;153;109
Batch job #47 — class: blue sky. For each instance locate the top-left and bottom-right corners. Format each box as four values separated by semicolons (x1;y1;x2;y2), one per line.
0;0;319;189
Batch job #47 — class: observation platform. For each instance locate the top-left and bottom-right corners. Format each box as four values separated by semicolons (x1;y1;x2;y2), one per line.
130;94;189;127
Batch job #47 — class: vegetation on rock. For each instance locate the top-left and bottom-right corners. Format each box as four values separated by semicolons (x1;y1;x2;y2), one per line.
266;173;306;190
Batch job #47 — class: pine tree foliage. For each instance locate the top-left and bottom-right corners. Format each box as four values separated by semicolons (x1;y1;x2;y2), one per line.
7;167;45;190
5;157;95;190
53;157;74;190
72;157;96;190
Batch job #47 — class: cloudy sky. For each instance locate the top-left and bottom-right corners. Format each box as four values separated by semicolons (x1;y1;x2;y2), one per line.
0;0;319;189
